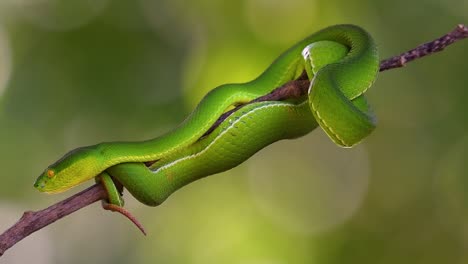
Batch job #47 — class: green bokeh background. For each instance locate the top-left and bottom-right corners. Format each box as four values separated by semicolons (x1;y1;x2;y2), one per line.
0;0;467;263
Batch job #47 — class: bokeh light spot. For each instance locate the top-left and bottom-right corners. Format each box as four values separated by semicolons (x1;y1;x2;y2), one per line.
182;41;271;109
136;170;319;263
244;0;317;45
0;25;12;99
139;0;186;38
247;131;370;235
2;0;109;31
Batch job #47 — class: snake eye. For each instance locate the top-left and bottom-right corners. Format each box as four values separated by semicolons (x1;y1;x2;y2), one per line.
47;169;55;178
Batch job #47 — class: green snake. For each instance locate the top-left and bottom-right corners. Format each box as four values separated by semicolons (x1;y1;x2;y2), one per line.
34;24;379;231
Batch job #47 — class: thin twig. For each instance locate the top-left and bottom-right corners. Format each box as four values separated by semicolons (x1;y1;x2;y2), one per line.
0;23;467;257
379;24;468;71
0;184;107;256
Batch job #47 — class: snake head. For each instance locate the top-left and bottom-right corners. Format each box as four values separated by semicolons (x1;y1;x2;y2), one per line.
34;146;102;194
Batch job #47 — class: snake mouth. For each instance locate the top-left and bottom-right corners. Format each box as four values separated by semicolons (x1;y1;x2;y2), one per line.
34;179;55;193
34;174;48;192
34;182;57;194
34;181;44;191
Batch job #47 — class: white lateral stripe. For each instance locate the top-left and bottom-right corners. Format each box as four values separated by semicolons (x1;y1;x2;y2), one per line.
152;101;305;174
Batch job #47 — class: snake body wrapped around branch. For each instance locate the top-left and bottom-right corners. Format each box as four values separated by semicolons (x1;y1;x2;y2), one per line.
33;24;379;231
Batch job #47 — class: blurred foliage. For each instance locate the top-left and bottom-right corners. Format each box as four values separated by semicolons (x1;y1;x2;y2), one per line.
0;0;467;263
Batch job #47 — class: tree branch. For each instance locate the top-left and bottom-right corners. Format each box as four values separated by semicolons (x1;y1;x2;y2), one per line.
0;184;107;256
0;23;466;257
379;24;468;71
